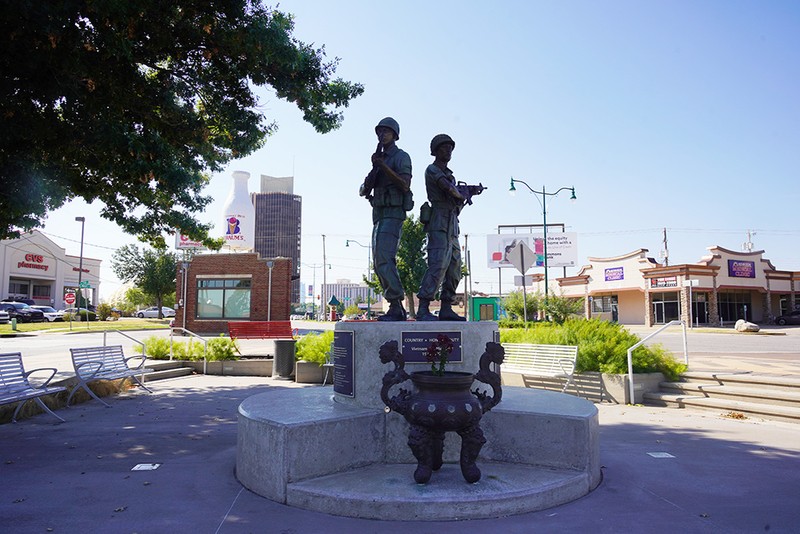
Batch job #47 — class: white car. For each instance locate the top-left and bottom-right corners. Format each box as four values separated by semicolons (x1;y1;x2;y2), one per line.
136;306;176;318
0;309;8;324
30;305;65;322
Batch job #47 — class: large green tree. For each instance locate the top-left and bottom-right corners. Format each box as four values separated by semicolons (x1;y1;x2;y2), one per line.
112;245;178;318
1;1;363;245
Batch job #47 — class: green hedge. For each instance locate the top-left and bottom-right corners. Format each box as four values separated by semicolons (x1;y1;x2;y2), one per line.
499;318;686;380
295;331;334;366
135;335;239;361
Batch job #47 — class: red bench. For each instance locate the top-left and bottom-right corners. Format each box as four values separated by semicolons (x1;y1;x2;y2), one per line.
227;321;296;340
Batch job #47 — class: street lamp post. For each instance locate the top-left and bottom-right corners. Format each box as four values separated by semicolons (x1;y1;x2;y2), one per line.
303;263;331;320
75;217;85;320
509;178;576;306
265;261;274;321
346;239;372;320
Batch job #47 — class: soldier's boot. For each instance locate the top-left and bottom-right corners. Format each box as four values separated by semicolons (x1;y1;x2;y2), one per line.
416;298;438;322
438;300;466;322
377;299;407;321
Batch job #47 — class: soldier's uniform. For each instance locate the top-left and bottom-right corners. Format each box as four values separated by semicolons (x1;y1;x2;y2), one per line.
361;117;413;320
418;163;462;305
417;134;466;321
370;144;412;303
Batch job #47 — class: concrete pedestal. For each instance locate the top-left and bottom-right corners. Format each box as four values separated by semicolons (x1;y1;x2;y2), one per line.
236;321;600;520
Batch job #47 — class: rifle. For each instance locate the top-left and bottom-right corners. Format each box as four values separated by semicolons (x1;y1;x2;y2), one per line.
359;141;383;199
455;181;487;205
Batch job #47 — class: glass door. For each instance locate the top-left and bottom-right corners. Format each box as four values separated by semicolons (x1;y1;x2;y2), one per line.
653;302;665;324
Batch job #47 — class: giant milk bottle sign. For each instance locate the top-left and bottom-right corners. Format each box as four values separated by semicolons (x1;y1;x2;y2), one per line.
222;170;256;251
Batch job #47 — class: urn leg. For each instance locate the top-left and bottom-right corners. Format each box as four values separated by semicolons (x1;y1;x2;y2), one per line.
458;424;487;483
431;431;445;471
408;424;434;484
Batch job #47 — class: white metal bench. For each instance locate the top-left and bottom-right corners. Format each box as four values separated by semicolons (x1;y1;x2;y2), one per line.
68;345;153;407
0;352;67;423
500;343;581;396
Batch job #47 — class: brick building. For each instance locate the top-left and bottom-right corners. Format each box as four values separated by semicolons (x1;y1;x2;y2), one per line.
174;253;292;335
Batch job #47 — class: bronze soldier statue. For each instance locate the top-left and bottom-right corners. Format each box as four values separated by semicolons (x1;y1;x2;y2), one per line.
359;117;413;321
417;134;485;321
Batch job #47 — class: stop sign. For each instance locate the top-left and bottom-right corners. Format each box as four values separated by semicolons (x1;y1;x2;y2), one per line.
64;292;76;305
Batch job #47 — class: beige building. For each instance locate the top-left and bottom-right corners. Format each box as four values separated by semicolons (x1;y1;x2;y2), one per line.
0;230;101;308
539;246;799;326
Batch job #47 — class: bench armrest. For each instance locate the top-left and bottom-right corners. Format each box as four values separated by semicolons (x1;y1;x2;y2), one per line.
75;360;105;380
124;355;147;370
23;367;58;388
558;358;576;375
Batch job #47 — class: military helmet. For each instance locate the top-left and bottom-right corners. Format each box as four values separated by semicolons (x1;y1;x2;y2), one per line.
430;134;455;155
375;117;400;140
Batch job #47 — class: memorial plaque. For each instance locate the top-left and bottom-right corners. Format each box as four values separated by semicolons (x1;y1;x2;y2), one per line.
401;330;462;364
333;330;355;397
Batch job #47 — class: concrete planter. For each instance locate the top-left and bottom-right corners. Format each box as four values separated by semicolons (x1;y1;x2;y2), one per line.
601;372;664;404
183;359;273;376
294;360;325;384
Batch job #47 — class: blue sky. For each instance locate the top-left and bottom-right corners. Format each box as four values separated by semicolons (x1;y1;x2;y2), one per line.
41;1;800;301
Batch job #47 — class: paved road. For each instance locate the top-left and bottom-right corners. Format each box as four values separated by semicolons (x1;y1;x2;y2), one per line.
2;322;798;381
626;324;800;376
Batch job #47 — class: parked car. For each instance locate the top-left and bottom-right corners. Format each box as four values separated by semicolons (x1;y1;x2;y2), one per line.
30;305;65;322
136;306;176;319
0;309;9;324
2;297;36;306
774;310;800;326
0;302;46;323
62;307;98;321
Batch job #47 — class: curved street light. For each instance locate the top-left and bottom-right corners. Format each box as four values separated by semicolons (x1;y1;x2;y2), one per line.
509;178;576;306
346;239;373;320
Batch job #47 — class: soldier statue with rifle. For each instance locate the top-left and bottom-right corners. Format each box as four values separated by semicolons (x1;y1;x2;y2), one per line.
417;134;486;321
359;117;414;321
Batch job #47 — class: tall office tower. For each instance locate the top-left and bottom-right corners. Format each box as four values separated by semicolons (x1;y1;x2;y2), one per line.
252;175;302;303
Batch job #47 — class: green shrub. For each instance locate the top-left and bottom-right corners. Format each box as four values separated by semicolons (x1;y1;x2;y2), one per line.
206;335;239;361
172;339;207;361
136;336;173;360
499;318;687;380
295;331;334;365
96;303;113;321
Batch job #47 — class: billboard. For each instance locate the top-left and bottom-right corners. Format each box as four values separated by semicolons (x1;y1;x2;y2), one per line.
487;232;577;269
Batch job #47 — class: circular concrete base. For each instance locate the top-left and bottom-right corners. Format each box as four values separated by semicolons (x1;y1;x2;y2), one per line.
236;386;600;521
287;461;594;521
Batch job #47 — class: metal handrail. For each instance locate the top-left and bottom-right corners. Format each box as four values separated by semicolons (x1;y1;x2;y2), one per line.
102;329;147;354
169;327;209;374
625;320;688;405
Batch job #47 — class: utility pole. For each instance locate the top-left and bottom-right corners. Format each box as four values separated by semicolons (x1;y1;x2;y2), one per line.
322;234;327;320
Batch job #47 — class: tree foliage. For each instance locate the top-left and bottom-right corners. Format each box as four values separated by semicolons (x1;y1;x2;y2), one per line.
542;292;584;324
112;244;177;318
397;215;427;318
501;290;541;321
1;1;363;245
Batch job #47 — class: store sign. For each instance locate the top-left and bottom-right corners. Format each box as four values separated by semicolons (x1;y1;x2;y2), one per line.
728;260;755;278
175;234;206;250
651;277;677;288
605;267;624;281
18;253;51;272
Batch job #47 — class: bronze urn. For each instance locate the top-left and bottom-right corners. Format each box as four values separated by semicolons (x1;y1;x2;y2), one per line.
380;339;504;484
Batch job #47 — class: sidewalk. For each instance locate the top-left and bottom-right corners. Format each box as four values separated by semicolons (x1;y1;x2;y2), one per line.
2;373;799;533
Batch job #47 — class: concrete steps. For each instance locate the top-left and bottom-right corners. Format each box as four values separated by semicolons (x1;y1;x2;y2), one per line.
143;360;195;382
644;371;800;423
